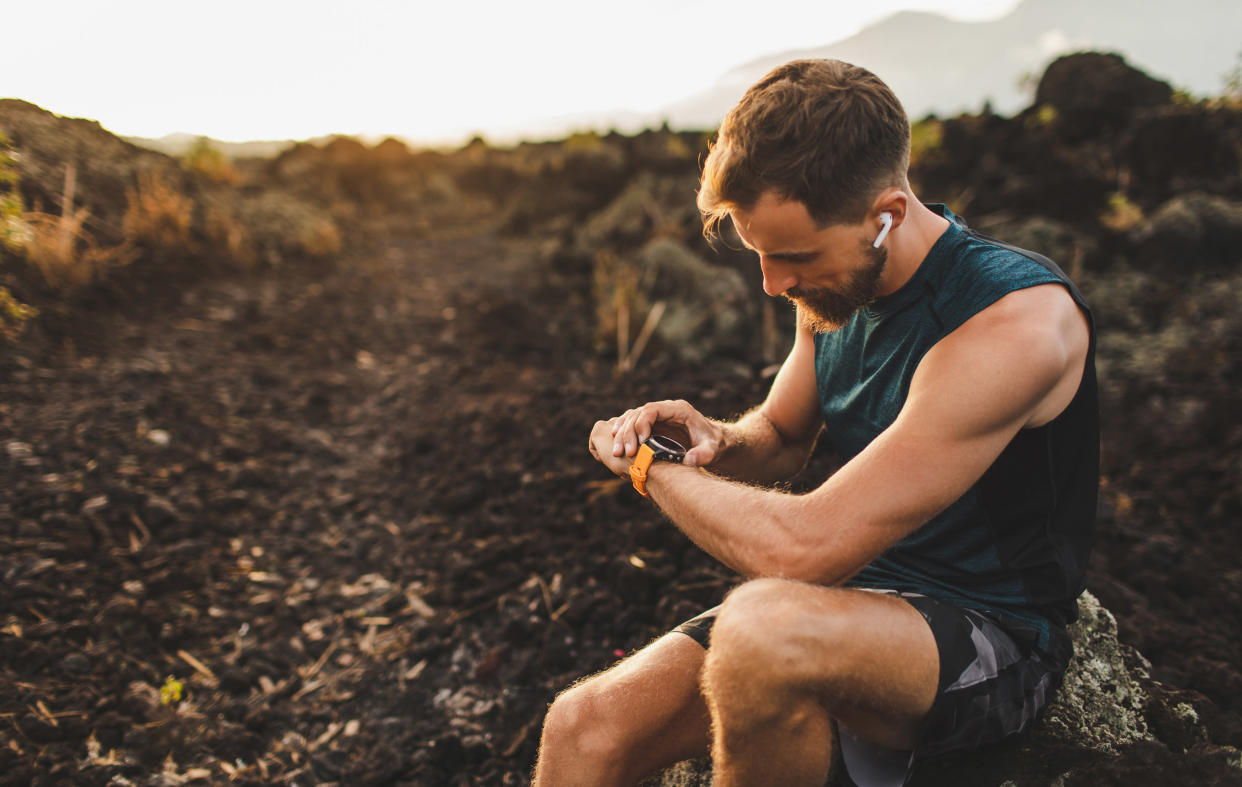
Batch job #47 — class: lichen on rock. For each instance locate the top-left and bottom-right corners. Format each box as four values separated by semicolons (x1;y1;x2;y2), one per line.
1035;590;1152;754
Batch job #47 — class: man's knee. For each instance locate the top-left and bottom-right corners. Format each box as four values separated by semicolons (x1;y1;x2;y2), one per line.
540;677;626;765
707;579;851;689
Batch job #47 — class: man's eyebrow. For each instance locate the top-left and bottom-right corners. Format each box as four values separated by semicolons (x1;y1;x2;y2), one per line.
739;240;819;261
768;250;819;262
735;233;818;261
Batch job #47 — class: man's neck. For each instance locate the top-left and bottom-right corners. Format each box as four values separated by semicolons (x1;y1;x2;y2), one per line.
876;200;951;298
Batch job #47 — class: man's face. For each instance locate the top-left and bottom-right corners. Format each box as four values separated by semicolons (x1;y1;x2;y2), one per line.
731;192;888;333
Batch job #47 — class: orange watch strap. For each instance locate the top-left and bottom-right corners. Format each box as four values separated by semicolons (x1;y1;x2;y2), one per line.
629;444;656;497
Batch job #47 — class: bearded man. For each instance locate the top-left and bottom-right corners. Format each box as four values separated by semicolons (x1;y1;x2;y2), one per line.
533;58;1098;787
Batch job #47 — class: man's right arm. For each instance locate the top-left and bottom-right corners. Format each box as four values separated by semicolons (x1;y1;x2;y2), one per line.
609;313;824;486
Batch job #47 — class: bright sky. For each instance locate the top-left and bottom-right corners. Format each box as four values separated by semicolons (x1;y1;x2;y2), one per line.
2;0;1022;144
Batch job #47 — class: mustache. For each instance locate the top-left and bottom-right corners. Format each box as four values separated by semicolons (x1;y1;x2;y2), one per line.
785;285;832;300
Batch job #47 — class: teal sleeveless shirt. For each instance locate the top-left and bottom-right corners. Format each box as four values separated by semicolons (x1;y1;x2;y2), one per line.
815;205;1099;652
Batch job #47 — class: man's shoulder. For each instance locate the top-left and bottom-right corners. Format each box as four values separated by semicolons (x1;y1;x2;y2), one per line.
930;226;1087;337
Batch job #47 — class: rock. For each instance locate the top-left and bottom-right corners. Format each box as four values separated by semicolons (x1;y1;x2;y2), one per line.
1129;193;1242;274
1033;591;1151;753
632;238;753;365
650;592;1233;786
1121;106;1242;200
1034;53;1173;141
979;217;1095;279
575;172;701;253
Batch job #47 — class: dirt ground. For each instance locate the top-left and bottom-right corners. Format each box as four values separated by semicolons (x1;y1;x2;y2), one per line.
2;211;1241;787
1;214;777;785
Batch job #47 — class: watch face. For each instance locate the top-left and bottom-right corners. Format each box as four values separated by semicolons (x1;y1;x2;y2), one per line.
646;435;687;459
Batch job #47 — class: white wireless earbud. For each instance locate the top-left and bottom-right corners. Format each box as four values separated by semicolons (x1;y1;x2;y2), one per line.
873;212;893;249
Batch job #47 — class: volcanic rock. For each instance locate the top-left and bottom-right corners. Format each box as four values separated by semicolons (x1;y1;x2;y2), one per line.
1128;193;1242;273
1035;52;1174;141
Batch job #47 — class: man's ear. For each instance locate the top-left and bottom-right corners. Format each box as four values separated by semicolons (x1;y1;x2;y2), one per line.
870;189;908;228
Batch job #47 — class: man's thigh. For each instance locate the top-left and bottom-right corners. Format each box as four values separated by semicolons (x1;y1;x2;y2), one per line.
681;580;941;750
678;581;1068;759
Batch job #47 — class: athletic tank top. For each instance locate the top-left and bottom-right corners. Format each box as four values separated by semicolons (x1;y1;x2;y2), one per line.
815;205;1099;652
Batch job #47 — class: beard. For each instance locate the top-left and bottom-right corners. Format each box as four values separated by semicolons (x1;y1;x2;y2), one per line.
785;242;888;334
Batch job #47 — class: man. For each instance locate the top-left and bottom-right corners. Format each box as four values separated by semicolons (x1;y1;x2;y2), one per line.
533;59;1097;787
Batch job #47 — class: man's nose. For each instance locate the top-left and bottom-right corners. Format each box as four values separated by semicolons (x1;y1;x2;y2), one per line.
760;257;797;297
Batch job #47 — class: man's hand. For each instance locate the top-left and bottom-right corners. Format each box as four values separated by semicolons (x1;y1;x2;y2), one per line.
588;419;634;478
607;399;725;468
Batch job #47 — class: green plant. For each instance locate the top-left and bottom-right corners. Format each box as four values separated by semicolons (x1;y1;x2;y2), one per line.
1171;89;1197;107
181;136;240;185
1029;104;1058;130
565;130;604;151
0;132;24;246
909;118;944;165
0;287;37;342
159;675;184;705
1101;191;1144;232
0;131;37;341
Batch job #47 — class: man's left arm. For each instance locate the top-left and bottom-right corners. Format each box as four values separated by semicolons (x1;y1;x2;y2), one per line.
589;284;1090;583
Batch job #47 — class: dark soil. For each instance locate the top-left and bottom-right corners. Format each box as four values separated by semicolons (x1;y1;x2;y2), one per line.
3;209;1240;785
0;218;776;785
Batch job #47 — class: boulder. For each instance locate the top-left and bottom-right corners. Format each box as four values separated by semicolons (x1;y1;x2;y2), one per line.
1034;53;1173;141
650;592;1241;786
576;173;701;254
977;216;1095;279
1128;193;1242;274
631;238;753;366
1121;106;1242;200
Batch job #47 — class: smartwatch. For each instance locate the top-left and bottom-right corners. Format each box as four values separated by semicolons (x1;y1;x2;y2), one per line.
629;435;687;497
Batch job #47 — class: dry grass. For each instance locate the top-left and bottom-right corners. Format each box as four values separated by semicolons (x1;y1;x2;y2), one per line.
1101;192;1145;233
182;138;241;186
122;171;194;254
18;164;135;292
592;249;667;372
204;207;257;267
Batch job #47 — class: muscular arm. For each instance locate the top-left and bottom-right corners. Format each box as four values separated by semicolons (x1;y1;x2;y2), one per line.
706;317;824;484
615;284;1089;583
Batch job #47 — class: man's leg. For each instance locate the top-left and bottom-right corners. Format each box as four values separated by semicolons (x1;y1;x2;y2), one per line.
702;578;940;787
533;631;711;786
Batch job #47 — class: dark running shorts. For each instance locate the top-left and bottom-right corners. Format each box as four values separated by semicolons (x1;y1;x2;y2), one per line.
672;589;1071;761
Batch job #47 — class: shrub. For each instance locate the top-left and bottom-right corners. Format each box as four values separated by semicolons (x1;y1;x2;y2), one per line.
1101;192;1145;232
181;136;241;185
0;132;26;247
204;206;257;267
122;171;194;256
15;163;135;293
0;131;37;339
910;118;944;166
240;192;343;265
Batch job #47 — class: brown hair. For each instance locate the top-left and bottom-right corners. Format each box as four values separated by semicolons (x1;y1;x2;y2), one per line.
698;59;910;238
